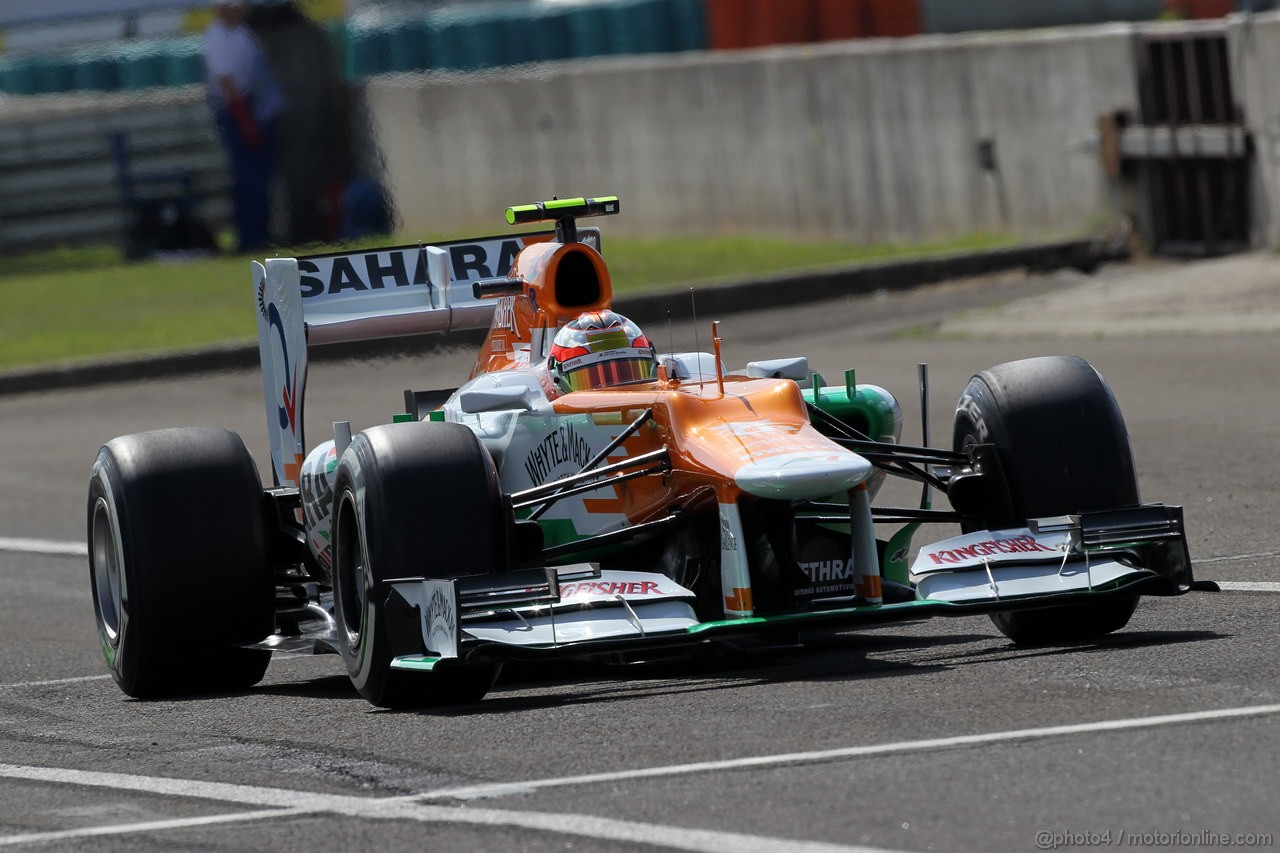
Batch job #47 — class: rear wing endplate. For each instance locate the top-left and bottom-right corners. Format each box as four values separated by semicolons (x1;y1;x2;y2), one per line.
253;230;598;487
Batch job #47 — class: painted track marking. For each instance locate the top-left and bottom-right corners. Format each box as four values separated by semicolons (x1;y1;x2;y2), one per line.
417;702;1280;801
0;808;307;847
0;537;87;557
1194;550;1280;565
0;675;111;690
0;763;893;853
1216;581;1280;593
2;704;1279;847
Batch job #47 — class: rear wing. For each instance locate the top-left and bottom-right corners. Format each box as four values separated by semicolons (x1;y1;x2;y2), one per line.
253;230;599;488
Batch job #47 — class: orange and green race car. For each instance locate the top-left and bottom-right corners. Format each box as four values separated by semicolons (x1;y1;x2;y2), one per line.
88;196;1195;708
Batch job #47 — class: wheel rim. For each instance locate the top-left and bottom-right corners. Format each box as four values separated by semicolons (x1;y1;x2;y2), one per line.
90;497;123;644
335;493;366;649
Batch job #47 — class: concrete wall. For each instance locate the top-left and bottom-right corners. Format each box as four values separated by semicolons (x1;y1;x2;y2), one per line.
1229;11;1280;248
27;17;1280;253
367;25;1140;242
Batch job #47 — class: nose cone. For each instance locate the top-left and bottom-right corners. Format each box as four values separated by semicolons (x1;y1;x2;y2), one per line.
734;450;873;500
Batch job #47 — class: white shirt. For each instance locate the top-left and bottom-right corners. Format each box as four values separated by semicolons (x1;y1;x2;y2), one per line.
203;18;261;101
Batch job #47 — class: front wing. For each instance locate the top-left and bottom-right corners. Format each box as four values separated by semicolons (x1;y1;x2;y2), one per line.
385;505;1192;671
390;572;1183;671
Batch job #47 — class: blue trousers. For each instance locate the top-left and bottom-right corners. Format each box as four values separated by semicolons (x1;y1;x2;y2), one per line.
214;109;277;253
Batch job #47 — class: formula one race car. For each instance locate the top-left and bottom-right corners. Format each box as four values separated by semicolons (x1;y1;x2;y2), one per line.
87;196;1195;707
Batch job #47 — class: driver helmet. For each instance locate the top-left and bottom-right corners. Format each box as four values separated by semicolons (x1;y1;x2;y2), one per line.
548;310;656;393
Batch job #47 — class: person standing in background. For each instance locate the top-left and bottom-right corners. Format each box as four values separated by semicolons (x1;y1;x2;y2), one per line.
203;0;285;253
249;1;350;245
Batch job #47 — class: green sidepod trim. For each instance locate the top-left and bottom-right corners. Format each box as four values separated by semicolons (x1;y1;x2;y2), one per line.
801;369;899;442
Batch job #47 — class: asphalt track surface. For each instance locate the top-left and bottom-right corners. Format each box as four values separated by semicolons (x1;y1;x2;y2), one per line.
0;266;1277;852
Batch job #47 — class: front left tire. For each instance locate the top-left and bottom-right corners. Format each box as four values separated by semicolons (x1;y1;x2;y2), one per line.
88;428;273;698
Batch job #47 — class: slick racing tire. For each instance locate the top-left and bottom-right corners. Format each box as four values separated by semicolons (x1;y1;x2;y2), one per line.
331;422;507;709
952;356;1140;644
88;428;273;698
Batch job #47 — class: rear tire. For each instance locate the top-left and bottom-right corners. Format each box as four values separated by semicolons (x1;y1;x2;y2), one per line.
952;356;1141;643
331;422;507;709
88;428;273;698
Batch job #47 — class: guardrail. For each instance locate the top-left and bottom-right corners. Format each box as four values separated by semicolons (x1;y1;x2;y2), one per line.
0;88;227;252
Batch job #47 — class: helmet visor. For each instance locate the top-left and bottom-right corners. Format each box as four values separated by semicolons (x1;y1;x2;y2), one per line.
560;356;656;392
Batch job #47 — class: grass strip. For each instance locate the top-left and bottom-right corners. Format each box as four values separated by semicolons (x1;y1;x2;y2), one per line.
0;232;1015;370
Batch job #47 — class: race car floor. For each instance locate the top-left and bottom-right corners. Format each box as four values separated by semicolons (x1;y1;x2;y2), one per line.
0;263;1276;852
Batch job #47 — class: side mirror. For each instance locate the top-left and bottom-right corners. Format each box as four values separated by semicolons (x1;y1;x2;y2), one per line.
746;357;809;381
660;352;723;382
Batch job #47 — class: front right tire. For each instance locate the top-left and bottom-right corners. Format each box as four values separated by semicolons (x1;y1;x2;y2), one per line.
952;356;1141;644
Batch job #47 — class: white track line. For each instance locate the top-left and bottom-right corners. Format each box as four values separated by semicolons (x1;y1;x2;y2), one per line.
0;763;893;853
5;704;1280;848
1216;581;1280;593
1194;550;1280;565
0;537;86;557
418;702;1280;801
0;808;308;847
0;675;111;690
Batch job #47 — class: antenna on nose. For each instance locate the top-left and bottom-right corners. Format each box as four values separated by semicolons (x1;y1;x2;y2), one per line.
690;288;702;387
